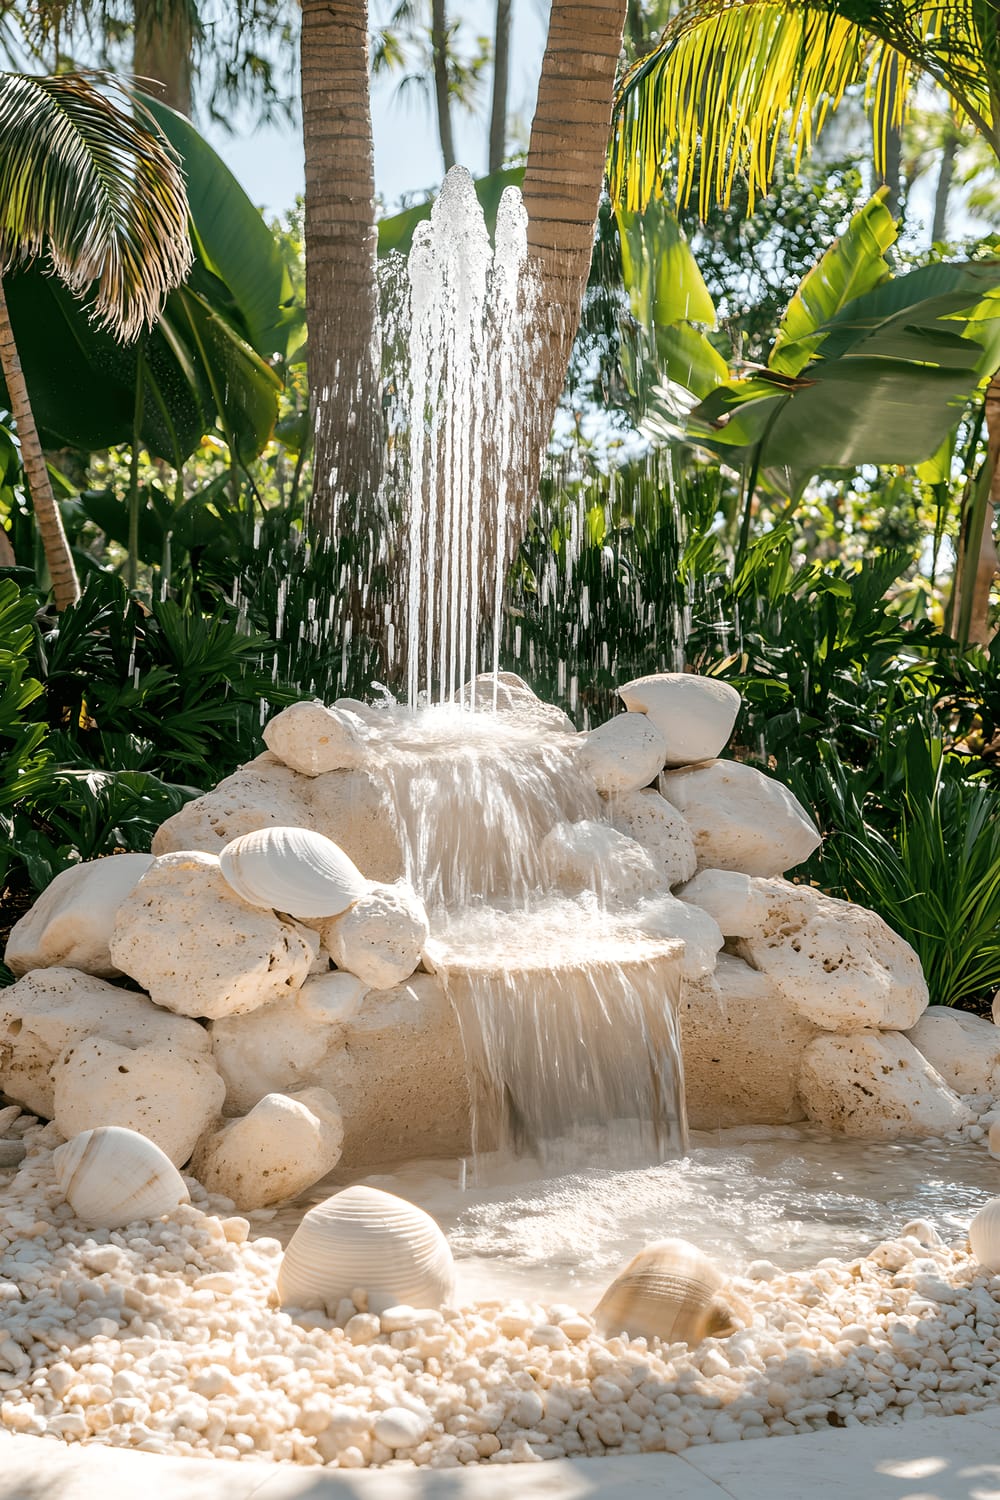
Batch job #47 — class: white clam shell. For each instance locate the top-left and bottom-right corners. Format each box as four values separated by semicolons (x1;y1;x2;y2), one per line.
278;1185;455;1313
970;1197;1000;1272
53;1125;189;1229
218;825;369;919
593;1237;739;1346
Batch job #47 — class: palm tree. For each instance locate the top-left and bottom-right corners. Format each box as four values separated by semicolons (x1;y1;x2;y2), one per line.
610;0;1000;642
0;70;191;608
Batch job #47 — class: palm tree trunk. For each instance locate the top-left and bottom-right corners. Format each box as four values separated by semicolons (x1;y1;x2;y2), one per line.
133;0;195;115
0;276;79;610
431;0;457;171
301;0;383;539
931;130;959;245
488;0;512;173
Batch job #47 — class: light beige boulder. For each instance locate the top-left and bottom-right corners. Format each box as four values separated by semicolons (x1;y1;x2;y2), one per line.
798;1031;974;1138
659;760;821;876
738;880;928;1032
109;851;318;1019
577;712;666;794
151;753;313;856
305;769;406;884
321;881;429;989
209;970;368;1114
606;788;697;888
5;854;154;979
618;672;741;767
631;893;724;979
190;1087;344;1208
263;701;368;777
676;869;770;938
334;696;393;728
0;968;211;1118
680;956;813;1129
540;821;666;905
53;1036;225;1166
906;1006;1000;1098
456;672;575;732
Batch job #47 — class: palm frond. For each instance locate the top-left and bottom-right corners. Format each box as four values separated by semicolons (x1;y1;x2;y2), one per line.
0;71;191;342
610;0;996;216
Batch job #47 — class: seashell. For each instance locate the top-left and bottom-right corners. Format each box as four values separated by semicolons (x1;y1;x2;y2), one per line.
52;1125;189;1229
593;1237;740;1346
218;825;369;919
970;1197;1000;1272
278;1185;455;1313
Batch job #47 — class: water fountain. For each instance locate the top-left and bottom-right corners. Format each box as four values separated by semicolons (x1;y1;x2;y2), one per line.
3;169;1000;1472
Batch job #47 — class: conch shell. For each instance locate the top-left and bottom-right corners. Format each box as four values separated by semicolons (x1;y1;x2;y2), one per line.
278;1185;455;1313
593;1237;740;1346
53;1125;189;1229
219;825;368;918
970;1197;1000;1273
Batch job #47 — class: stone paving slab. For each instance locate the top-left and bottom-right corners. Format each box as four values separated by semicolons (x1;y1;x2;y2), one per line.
3;1416;1000;1500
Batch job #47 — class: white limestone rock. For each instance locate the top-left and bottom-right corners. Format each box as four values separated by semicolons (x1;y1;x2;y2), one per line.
540;820;666;904
190;1088;344;1208
5;854;154;979
577;712;666;794
456;672;575;732
334;696;392;728
151;753;313;856
906;1006;1000;1098
0;967;211;1118
605;788;697;888
53;1036;225;1166
658;760;821;877
305;769;406;885
680;956;814;1129
263;701;368;777
798;1031;974;1139
631;893;724;979
209;971;367;1114
738;880;928;1033
109;851;318;1019
677;868;770;938
321;882;429;990
618;672;742;767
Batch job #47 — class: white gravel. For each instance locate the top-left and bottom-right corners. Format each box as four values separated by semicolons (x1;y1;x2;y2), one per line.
2;1111;1000;1470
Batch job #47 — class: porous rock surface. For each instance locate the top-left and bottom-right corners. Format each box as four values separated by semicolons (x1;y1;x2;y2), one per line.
540;821;666;905
680;955;813;1129
321;881;429;990
0;968;211;1118
659;761;820;877
907;1006;1000;1098
577;712;667;795
190;1088;344;1208
5;854;153;979
677;868;770;938
738;880;928;1033
630;894;724;980
263;701;368;777
52;1036;225;1166
618;672;741;766
109;851;319;1020
151;753;313;856
605;788;697;888
798;1031;975;1138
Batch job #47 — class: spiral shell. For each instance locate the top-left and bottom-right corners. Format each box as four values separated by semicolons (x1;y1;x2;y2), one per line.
218;825;368;919
53;1125;189;1229
278;1185;455;1313
593;1238;739;1346
970;1197;1000;1272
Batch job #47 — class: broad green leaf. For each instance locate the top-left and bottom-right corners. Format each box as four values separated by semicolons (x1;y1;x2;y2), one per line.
654;322;730;399
618;199;716;329
770;192;896;377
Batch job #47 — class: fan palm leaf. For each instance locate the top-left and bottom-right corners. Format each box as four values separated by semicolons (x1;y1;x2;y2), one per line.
0;70;192;341
610;0;997;215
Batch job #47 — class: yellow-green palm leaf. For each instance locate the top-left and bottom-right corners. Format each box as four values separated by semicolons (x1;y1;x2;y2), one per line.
0;71;191;342
610;0;997;216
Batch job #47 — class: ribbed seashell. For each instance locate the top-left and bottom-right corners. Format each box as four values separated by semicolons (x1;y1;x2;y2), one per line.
593;1238;739;1346
52;1125;189;1229
218;825;369;919
278;1185;455;1313
970;1197;1000;1272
